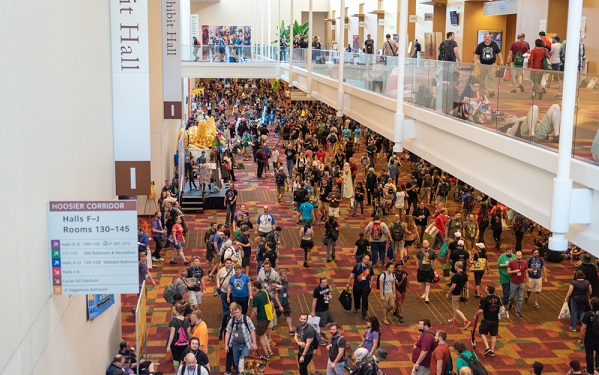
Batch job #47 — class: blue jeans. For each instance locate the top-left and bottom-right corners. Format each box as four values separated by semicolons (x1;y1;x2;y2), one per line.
220;291;230;315
508;282;525;313
501;282;510;304
326;358;346;375
286;159;295;175
370;241;386;264
570;300;587;330
226;203;236;226
231;341;250;372
353;200;364;215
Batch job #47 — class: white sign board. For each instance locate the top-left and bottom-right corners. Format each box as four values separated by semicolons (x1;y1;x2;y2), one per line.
191;14;199;39
359;21;365;27
48;201;139;295
162;0;183;119
409;15;417;23
378;19;385;26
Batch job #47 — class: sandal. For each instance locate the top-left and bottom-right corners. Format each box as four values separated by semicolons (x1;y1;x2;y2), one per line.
383;319;390;325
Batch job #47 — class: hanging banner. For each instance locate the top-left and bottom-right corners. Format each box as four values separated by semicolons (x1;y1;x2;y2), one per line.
109;0;151;195
162;0;183;119
191;14;199;39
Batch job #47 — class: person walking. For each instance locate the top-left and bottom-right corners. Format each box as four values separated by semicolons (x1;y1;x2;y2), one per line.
497;246;516;304
416;240;438;304
473;32;503;98
326;323;347;375
411;318;436;375
311;277;334;345
378;262;397;325
430;330;451;375
446;261;471;329
299;223;314;268
250;280;273;357
348;254;375;320
324;214;340;262
474;285;501;357
525;249;548;308
470;243;489;298
507;250;528;317
364;214;390;266
294;313;317;375
565;270;592;332
224;302;258;374
580;297;599;375
360;316;381;355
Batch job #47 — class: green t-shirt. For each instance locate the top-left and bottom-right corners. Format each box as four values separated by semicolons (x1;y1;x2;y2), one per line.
496;253;516;284
252;290;269;321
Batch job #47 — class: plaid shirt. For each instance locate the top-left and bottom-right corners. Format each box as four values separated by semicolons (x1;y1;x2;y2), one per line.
226;315;255;350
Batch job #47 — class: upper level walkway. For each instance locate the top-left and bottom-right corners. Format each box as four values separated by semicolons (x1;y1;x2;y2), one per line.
181;45;599;251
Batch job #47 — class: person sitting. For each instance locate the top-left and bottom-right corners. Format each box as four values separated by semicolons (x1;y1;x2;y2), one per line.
501;104;561;143
118;339;155;374
106;355;125;375
454;77;498;124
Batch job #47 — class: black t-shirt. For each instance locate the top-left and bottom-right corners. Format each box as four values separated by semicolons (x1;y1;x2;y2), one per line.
439;40;458;61
329;334;347;361
365;39;375;54
264;249;278;266
225;189;238;204
450;271;468;296
187;266;204;292
313;285;331;312
181;348;210;366
355;239;369;258
413;207;430;226
394;269;409;293
297;323;317;354
352;263;374;289
475;41;501;65
237;233;252;257
285;148;296;160
355;187;365;202
480;294;500;321
449;248;470;273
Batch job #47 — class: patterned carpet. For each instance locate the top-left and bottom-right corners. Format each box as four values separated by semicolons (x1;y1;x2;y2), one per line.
122;134;586;375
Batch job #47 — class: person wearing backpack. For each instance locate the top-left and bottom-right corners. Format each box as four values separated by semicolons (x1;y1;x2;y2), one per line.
580;297;599;375
389;214;406;262
430;330;451;375
326;323;347;375
454;341;487;375
506;33;529;93
294;313;317;375
224;302;258;374
324;214;340;262
364;215;390;266
438;32;460;62
378;262;397;325
166;303;192;370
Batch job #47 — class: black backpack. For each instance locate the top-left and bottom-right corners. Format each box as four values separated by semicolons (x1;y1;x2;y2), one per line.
376;271;386;290
443;354;455;375
275;173;286;186
459;353;488;375
438;182;450;197
294;188;307;202
438;41;453;61
390;222;404;242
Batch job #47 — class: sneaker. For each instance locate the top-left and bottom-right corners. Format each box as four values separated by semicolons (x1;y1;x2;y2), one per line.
393;311;401;317
524;296;528;302
353;309;358;313
448;318;457;324
555;93;563;98
420;294;426;299
269;340;277;347
184;261;190;265
484;348;492;357
570;327;577;332
519;84;525;92
508;304;513;311
489;351;495;357
151;257;160;262
464;320;471;329
425;299;430;304
208;275;215;282
169;261;178;265
399;316;404;323
510;89;517;93
515;312;522;317
289;330;296;336
534;303;540;309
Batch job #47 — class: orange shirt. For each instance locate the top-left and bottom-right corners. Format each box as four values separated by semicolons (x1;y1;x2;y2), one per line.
528;47;549;69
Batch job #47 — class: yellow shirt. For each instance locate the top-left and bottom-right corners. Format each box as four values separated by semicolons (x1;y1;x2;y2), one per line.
192;320;209;350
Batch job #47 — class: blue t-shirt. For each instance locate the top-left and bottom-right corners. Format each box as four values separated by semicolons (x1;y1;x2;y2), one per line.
300;202;314;220
527;257;545;279
354;128;362;139
229;273;251;297
138;232;149;252
342;128;351;139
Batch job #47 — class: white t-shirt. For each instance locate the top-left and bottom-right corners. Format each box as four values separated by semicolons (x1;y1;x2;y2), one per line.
379;271;396;294
395;191;406;208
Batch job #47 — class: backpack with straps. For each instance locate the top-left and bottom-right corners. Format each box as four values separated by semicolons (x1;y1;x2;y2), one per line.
390;222;404;242
438;182;450;197
173;318;190;347
465;194;475;210
459;353;488;375
370;222;382;240
513;50;525;67
443;354;455;375
438;41;453;61
163;278;186;304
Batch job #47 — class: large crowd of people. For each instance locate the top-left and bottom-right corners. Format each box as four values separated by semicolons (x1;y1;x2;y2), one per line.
107;78;599;375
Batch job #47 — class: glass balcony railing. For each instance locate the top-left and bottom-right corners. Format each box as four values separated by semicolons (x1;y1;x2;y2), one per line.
186;45;599;165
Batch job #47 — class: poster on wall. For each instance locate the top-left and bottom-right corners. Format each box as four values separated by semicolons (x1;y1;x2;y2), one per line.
201;25;252;61
87;294;115;320
352;35;360;52
478;30;503;51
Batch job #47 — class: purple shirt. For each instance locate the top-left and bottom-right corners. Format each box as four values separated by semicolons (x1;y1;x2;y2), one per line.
151;218;163;238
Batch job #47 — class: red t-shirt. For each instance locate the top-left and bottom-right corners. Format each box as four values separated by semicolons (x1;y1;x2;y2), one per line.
508;259;528;284
412;330;436;368
510;41;529;59
528;47;549;69
315;150;326;162
172;224;184;242
434;215;447;233
542;37;552;51
430;343;450;375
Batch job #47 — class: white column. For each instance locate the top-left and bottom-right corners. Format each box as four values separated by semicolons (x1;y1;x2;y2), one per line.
289;0;294;85
268;0;272;59
277;0;281;70
306;0;314;96
393;0;408;152
549;0;583;252
261;0;265;60
336;0;345;117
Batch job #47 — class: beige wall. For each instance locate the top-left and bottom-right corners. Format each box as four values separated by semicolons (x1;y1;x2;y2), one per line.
463;2;510;61
0;0;122;373
547;0;569;41
583;0;599;74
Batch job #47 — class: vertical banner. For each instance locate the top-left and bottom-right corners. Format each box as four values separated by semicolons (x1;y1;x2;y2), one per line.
135;281;148;368
191;14;199;40
109;0;151;195
162;0;183;119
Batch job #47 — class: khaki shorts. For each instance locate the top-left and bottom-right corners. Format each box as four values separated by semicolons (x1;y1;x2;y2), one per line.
383;292;395;309
527;278;543;293
329;207;340;218
277;186;285;195
451;295;462;311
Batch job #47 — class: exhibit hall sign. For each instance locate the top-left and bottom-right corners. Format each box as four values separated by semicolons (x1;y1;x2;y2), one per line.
48;201;139;295
109;0;151;195
162;0;183;119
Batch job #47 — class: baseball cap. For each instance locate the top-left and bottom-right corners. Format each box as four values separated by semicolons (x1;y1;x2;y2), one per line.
374;348;388;360
475;243;485;249
457;240;465;246
454;232;462;238
354;348;369;361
